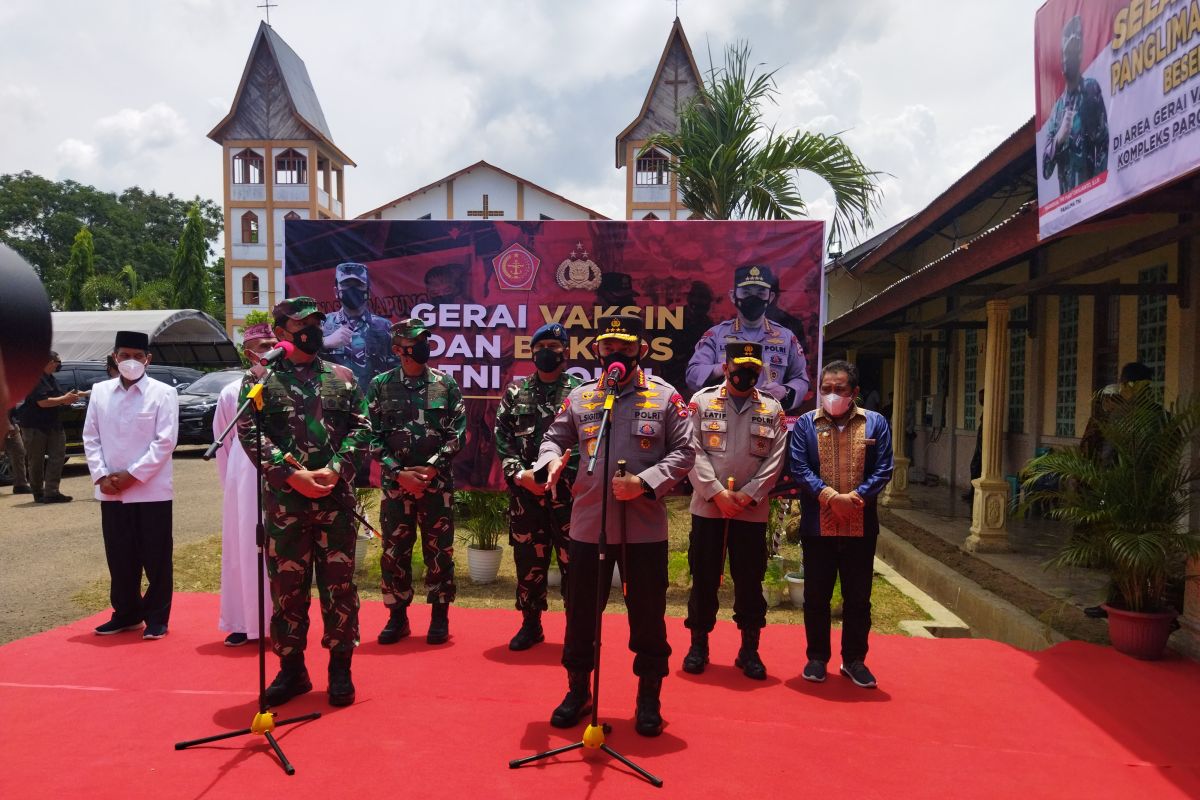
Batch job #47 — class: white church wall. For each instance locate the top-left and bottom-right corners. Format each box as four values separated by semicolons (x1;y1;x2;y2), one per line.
453;168;518;220
376;183;447;220
523;189;591;220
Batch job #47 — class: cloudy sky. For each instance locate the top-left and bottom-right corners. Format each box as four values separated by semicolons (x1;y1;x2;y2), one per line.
0;0;1046;248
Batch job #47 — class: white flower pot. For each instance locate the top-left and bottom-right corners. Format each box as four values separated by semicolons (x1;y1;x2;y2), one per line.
467;545;503;584
612;563;623;589
548;566;562;588
354;533;371;573
785;572;805;608
762;584;782;608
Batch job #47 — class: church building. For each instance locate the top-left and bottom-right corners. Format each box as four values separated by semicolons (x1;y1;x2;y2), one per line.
211;18;702;334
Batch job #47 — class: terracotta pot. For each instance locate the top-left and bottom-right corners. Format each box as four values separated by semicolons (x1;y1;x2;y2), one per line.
1102;604;1176;660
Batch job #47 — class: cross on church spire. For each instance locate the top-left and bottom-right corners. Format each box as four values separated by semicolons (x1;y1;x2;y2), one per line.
664;64;687;112
257;0;278;26
467;194;505;219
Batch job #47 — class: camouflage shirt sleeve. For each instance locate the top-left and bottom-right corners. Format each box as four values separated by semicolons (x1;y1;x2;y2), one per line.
363;372;398;473
329;369;371;484
432;374;466;474
493;380;524;483
235;374;295;489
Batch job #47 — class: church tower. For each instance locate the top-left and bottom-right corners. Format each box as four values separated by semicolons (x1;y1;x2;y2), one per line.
615;17;703;220
208;22;354;335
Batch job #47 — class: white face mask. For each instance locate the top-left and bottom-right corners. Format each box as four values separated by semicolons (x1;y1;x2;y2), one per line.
821;392;853;417
118;358;146;381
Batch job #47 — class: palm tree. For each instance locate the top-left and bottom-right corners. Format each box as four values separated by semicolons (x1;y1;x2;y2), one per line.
643;42;882;247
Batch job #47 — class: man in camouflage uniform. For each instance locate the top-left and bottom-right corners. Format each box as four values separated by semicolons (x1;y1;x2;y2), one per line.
687;264;810;412
238;297;370;708
534;314;695;737
1042;15;1109;196
494;322;581;651
683;342;789;681
322;261;396;389
366;317;466;646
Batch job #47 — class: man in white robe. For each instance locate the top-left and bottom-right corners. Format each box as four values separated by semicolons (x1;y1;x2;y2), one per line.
213;324;276;646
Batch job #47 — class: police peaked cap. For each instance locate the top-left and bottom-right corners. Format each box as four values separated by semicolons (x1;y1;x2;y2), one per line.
725;340;764;367
734;264;775;290
595;314;642;343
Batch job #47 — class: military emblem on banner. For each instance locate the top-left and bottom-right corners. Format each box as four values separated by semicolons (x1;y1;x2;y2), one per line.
555;243;602;290
492;243;540;291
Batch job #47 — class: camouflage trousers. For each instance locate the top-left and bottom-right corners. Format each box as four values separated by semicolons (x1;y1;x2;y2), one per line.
509;489;571;612
380;486;457;606
266;498;360;657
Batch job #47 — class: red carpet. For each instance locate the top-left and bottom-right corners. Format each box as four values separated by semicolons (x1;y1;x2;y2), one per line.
2;593;1199;799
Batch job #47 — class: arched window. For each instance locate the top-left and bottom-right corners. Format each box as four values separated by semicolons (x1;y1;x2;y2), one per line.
283;211;301;220
275;148;308;185
232;148;263;184
241;211;259;244
635;148;668;186
241;273;260;306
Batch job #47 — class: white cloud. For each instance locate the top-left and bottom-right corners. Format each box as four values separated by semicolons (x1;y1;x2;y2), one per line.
94;102;188;160
0;85;41;124
55;138;98;171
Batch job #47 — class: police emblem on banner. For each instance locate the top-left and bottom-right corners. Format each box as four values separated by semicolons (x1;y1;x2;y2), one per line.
556;243;602;290
492;243;540;291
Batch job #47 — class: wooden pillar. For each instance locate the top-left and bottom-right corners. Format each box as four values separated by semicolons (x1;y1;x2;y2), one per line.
965;299;1011;552
845;347;857;364
883;332;911;508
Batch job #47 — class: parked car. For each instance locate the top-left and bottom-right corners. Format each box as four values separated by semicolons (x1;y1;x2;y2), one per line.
176;369;246;446
48;361;205;456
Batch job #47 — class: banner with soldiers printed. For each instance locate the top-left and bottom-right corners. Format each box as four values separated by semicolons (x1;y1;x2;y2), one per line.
1036;0;1200;238
284;218;824;488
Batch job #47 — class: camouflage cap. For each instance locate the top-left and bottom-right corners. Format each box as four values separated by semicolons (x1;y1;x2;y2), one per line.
734;264;775;290
390;317;431;340
595;314;642;343
272;296;326;322
335;262;369;284
725;340;764;367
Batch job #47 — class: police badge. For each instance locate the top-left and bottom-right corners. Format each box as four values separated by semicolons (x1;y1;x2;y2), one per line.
555;243;602;290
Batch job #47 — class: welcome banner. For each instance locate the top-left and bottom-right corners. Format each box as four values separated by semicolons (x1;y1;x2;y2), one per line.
1036;0;1200;238
283;218;823;488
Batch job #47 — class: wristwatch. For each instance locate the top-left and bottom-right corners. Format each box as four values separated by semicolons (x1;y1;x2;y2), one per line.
640;477;654;498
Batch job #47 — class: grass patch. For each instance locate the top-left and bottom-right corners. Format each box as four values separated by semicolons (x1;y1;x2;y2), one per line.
73;497;931;637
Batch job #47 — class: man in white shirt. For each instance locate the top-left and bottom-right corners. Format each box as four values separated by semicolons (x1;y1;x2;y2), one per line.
83;331;179;639
213;324;275;646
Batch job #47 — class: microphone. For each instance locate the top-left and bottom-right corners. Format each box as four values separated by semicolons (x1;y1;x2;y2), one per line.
257;340;295;365
602;360;627;388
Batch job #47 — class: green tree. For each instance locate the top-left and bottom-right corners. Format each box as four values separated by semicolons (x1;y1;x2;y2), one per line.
81;273;130;311
170;204;211;310
209;256;226;317
128;279;175;310
61;227;95;311
643;42;882;246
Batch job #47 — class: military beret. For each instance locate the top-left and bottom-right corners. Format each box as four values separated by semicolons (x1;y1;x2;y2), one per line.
734;264;775;289
725;340;764;367
273;296;326;322
242;323;275;344
391;317;431;340
595;314;642;343
531;322;568;346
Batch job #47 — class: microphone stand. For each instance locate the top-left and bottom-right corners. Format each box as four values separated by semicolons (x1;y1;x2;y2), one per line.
174;366;321;775
510;368;664;788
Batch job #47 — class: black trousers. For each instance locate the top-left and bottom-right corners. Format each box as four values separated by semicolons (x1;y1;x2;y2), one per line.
685;515;768;633
562;539;671;679
800;534;877;663
101;500;173;626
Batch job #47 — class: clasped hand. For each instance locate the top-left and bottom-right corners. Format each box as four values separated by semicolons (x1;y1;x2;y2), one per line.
98;470;136;495
827;491;865;521
287;467;340;498
713;489;752;518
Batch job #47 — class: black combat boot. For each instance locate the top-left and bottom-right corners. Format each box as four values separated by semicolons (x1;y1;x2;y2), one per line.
549;671;592;728
327;650;355;707
264;653;311;707
681;629;709;674
427;602;450;645
508;608;545;651
734;628;767;680
634;675;663;737
378;605;411;645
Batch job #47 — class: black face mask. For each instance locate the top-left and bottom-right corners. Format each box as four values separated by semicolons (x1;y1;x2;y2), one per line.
403;340;431;365
600;351;638;379
339;286;367;311
292;324;324;355
729;366;760;392
533;348;564;373
735;295;769;322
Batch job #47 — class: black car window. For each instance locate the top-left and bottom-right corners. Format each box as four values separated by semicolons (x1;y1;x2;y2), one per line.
54;368;80;393
75;369;110;391
180;371;242;395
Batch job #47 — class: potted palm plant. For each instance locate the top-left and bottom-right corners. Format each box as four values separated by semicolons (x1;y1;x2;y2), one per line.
1021;384;1200;659
454;490;508;584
